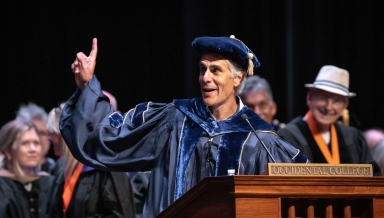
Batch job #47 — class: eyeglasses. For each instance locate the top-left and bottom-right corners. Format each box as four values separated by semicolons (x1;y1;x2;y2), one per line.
313;94;347;107
38;131;50;138
252;101;271;111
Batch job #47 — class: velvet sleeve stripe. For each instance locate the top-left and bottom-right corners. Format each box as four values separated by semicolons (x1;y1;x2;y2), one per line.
123;109;134;125
142;102;152;123
238;132;252;173
130;102;152;127
109;112;124;128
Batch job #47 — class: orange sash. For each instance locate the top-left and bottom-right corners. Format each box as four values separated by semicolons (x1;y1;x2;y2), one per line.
62;163;84;212
304;111;340;164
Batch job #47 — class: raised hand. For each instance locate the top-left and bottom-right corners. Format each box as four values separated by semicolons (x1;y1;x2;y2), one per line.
71;38;98;90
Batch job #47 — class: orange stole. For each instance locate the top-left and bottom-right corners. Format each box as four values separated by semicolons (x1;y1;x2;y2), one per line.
62;163;84;212
304;111;340;164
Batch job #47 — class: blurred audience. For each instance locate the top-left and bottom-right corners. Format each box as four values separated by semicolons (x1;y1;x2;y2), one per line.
16;102;56;174
0;120;53;218
102;90;150;218
0;153;3;167
46;104;135;217
364;128;384;175
240;75;285;130
277;65;380;175
47;104;66;177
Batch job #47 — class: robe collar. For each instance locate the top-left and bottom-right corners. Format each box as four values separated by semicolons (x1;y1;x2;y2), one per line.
173;97;273;200
173;97;273;135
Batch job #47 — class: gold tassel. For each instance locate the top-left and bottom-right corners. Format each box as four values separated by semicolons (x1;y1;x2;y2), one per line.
342;109;350;126
229;35;253;76
247;53;254;76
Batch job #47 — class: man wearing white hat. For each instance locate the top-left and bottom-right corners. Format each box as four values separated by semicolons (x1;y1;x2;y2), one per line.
278;65;380;175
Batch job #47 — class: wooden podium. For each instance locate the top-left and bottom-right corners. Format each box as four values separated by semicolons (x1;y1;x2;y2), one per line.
156;176;384;218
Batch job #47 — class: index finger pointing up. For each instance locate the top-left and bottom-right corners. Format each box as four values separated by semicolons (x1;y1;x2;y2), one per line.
89;38;98;60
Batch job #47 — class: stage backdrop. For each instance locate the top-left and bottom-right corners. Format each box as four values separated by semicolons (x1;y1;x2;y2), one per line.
1;1;383;131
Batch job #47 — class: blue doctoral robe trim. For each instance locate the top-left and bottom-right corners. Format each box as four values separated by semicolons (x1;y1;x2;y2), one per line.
81;165;96;173
173;98;273;136
216;132;250;176
110;112;124;128
131;102;149;127
109;102;149;128
173;98;273;199
175;117;203;199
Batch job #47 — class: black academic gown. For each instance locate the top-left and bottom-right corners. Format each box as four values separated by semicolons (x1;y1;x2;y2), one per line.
46;165;135;218
0;175;53;218
60;76;308;217
277;116;381;175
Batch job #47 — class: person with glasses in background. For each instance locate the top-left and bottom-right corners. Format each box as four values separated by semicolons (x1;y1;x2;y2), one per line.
277;65;380;175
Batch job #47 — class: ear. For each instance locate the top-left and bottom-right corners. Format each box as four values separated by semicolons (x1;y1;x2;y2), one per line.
339;99;349;116
3;150;12;161
344;98;349;108
234;72;245;87
270;101;277;117
306;90;313;108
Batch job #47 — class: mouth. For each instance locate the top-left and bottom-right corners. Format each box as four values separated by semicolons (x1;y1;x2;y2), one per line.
202;87;217;93
320;110;331;116
318;109;337;118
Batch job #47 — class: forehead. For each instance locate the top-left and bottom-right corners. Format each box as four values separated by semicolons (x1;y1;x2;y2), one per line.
200;53;228;65
243;90;271;103
31;119;47;131
245;90;270;99
20;128;39;139
311;89;346;99
14;129;39;148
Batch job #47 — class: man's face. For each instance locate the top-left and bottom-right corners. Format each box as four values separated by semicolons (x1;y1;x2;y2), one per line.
307;89;349;127
32;119;50;156
199;53;242;108
14;129;41;172
242;90;276;124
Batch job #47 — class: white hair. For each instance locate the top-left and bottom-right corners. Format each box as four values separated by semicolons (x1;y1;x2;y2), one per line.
227;59;247;95
16;102;47;122
46;103;65;134
241;75;274;101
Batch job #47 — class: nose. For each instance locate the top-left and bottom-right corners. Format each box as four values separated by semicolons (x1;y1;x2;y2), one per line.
29;143;38;151
254;106;262;115
201;70;212;83
325;99;334;110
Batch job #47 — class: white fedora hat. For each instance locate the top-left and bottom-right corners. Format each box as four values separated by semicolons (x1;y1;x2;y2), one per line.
305;65;356;97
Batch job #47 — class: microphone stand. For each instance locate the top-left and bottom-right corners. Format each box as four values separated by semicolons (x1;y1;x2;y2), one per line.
241;114;277;163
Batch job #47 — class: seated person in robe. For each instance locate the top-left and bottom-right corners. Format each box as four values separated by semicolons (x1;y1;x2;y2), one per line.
46;104;135;217
0;120;53;218
277;65;380;175
240;75;285;130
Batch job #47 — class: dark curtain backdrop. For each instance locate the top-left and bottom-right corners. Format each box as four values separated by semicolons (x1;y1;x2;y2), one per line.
1;1;383;130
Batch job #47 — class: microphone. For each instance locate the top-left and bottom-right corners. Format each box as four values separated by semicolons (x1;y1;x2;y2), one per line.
241;113;277;163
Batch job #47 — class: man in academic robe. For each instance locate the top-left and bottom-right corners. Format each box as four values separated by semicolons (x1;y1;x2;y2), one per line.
277;65;380;175
240;75;285;131
60;36;308;217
